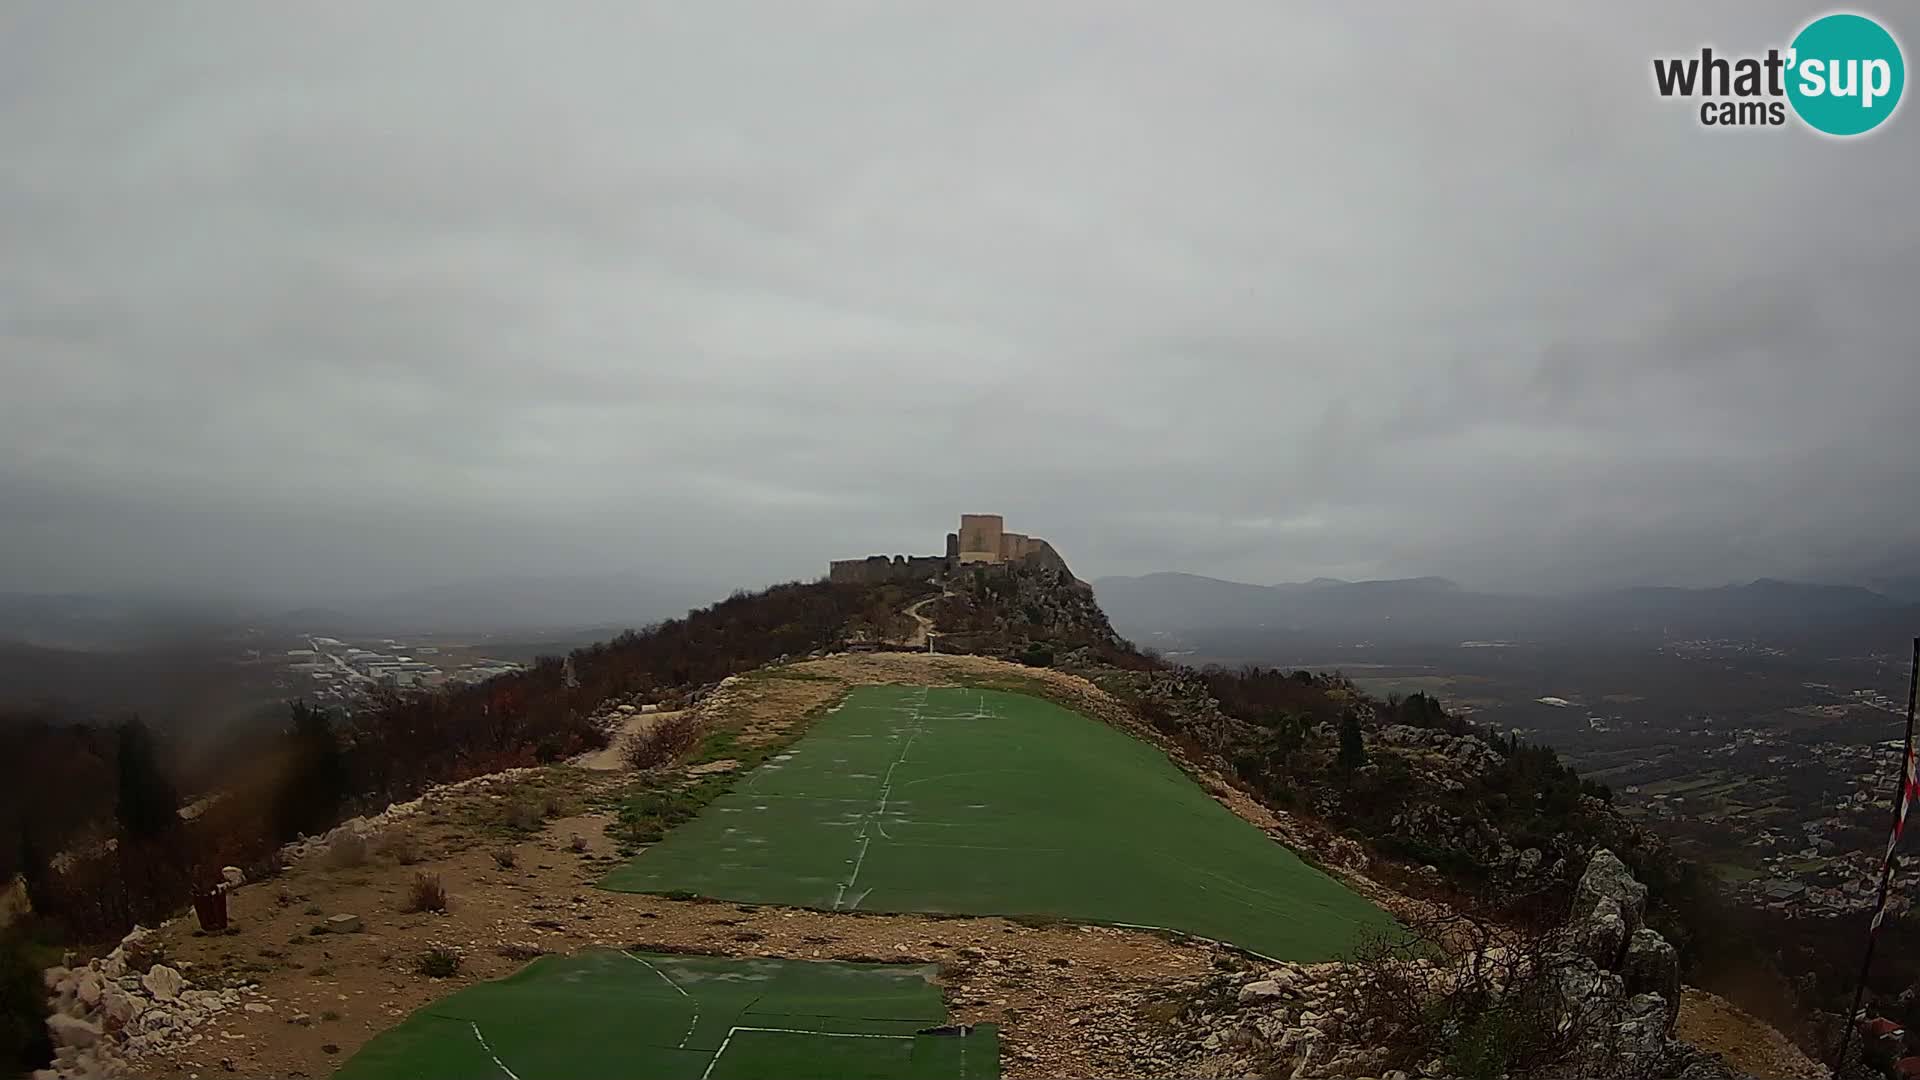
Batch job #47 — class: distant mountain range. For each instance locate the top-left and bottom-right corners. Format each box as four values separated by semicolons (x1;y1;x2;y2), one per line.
1091;572;1918;648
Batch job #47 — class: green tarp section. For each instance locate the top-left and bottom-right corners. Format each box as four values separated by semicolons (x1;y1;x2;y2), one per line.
603;685;1396;961
332;950;997;1080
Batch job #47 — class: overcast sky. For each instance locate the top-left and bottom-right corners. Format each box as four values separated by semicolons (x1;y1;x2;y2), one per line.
4;2;1918;606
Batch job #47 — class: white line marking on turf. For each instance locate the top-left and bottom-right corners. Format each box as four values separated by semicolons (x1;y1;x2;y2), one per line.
469;1021;523;1080
1103;921;1285;964
700;1026;915;1080
623;952;700;1047
837;834;875;907
834;688;926;909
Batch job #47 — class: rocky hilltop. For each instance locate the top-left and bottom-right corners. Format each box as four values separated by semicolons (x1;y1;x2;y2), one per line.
21;553;1830;1079
1153;850;1788;1079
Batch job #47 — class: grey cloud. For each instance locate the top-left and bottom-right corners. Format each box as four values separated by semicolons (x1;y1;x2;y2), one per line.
3;1;1918;608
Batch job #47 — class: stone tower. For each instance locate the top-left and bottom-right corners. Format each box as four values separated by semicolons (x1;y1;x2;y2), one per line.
957;514;1005;563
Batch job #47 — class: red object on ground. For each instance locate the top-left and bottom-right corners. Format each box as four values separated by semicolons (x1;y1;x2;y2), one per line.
192;886;229;932
1894;1056;1920;1080
1865;1017;1906;1039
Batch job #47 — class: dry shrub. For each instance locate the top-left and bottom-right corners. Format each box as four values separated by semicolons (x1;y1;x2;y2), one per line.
402;872;448;914
624;712;702;771
414;946;461;978
1334;910;1595;1080
491;847;517;870
378;830;421;865
503;800;544;832
323;834;368;870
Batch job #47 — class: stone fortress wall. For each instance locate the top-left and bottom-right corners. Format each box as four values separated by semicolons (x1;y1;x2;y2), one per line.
826;554;951;585
827;513;1070;584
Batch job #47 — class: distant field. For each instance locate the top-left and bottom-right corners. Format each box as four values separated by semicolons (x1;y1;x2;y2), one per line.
333;950;995;1080
1638;774;1729;797
1348;674;1459;699
602;685;1395;961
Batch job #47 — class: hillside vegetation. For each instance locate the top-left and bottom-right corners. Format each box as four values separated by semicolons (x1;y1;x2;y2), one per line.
0;558;1865;1075
926;559;1851;1050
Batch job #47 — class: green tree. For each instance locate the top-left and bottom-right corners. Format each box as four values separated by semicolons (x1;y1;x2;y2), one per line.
1337;711;1368;773
114;719;179;840
0;927;54;1073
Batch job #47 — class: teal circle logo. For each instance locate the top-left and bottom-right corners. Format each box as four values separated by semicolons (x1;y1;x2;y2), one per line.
1787;13;1905;135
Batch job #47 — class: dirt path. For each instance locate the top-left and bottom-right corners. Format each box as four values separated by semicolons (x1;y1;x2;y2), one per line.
575;710;681;770
1677;988;1826;1080
901;590;946;648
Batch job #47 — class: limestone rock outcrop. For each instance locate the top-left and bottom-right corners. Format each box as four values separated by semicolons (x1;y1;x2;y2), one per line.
37;924;273;1079
1154;849;1749;1080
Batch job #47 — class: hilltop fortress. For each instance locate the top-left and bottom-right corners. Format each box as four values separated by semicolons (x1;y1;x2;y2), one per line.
828;513;1073;585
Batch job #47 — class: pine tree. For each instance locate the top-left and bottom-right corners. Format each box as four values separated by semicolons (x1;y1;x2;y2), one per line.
1336;711;1367;773
114;718;180;840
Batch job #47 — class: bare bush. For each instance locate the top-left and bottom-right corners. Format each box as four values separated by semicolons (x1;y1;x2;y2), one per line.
624;712;702;771
323;834;368;870
414;946;461;978
1334;909;1607;1080
491;847;517;870
503;800;544;832
402;872;448;914
377;830;421;865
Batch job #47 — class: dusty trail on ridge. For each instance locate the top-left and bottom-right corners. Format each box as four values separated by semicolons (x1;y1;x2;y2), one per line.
576;709;682;770
901;588;950;647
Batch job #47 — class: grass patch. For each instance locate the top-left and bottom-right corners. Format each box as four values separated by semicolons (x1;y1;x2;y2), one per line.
612;775;740;847
450;768;583;836
741;667;841;684
503;800;545;832
607;695;828;851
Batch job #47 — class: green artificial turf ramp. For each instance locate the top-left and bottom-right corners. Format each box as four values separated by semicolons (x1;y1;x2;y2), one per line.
331;950;996;1080
601;685;1395;960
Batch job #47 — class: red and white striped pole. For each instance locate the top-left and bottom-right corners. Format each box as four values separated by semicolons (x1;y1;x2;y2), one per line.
1834;637;1920;1072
